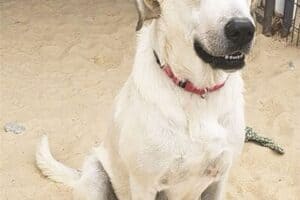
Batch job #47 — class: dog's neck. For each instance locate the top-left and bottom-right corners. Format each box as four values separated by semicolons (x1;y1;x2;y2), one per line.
132;23;230;100
152;21;228;88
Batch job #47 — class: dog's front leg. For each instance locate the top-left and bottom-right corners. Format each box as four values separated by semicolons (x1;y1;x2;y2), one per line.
129;176;157;200
200;148;232;200
201;101;245;200
200;174;228;200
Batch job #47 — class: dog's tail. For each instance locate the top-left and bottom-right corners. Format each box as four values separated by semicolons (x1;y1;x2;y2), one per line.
36;135;81;187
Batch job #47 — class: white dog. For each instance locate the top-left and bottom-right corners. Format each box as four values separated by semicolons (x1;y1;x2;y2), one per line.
36;0;255;199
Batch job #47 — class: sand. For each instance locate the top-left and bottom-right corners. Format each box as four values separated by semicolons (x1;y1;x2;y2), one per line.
0;0;299;199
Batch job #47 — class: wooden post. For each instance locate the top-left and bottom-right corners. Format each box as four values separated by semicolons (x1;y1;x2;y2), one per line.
263;0;276;36
282;0;296;37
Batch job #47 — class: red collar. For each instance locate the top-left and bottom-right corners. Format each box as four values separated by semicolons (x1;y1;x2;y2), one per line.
160;63;227;98
154;51;227;98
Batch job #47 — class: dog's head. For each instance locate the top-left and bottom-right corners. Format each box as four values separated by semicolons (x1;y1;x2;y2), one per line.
136;0;255;72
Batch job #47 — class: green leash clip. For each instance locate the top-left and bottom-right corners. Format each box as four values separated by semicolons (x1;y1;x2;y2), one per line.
245;127;285;155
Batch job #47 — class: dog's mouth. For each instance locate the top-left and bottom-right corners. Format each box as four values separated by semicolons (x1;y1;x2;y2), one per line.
194;40;246;71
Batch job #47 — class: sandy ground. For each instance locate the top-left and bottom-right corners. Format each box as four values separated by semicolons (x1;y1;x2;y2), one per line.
0;0;299;199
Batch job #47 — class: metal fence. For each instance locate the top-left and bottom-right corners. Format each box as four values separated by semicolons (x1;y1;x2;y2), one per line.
287;0;299;46
255;0;300;47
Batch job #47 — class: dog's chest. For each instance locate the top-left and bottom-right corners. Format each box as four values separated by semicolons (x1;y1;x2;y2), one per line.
155;96;236;187
180;93;231;141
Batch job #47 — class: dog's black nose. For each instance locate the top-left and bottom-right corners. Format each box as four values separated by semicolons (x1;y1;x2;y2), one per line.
225;18;255;46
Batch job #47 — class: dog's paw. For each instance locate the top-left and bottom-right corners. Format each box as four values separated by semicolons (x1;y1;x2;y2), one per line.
204;150;232;178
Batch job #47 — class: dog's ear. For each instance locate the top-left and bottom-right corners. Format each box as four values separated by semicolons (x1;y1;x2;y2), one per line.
135;0;161;31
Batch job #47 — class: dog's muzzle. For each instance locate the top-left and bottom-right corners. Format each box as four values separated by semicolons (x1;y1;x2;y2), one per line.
194;40;246;71
194;17;255;71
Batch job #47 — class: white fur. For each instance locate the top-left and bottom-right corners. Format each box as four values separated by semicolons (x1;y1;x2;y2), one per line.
36;135;81;187
36;0;254;199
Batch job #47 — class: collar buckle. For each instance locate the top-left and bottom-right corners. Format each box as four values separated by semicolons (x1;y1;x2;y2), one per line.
201;88;209;99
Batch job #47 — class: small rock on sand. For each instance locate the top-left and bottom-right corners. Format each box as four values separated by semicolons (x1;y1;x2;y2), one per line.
4;122;26;134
